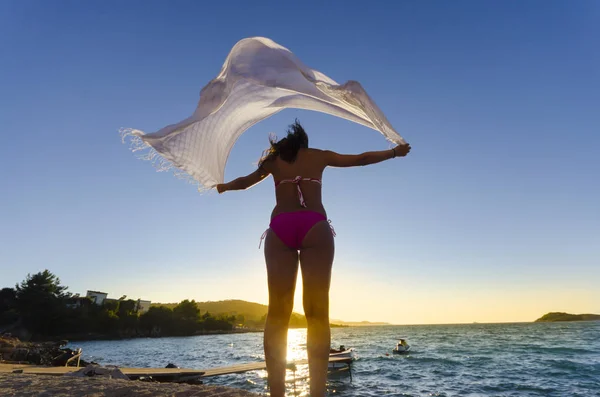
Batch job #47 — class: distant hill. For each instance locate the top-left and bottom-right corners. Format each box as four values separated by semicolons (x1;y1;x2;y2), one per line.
153;299;383;327
198;300;269;321
535;312;600;322
155;300;267;321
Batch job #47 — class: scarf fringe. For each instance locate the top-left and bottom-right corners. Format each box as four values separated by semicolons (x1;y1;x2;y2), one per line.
119;128;213;193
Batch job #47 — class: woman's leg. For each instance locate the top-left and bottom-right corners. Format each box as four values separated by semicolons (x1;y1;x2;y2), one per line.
300;221;335;397
264;229;299;397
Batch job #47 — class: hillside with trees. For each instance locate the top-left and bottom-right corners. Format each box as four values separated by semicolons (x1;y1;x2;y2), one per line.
0;270;242;341
535;312;600;322
1;270;354;341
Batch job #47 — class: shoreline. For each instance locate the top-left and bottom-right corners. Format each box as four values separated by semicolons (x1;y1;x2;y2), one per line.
30;328;265;343
30;325;345;343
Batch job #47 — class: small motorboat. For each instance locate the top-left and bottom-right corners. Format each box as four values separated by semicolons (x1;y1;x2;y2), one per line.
328;345;355;369
392;338;410;354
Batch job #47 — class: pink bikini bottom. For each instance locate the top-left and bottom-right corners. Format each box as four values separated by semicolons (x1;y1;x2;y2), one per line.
261;211;335;250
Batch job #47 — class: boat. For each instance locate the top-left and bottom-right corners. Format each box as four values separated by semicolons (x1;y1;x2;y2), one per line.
392;338;410;354
328;345;355;369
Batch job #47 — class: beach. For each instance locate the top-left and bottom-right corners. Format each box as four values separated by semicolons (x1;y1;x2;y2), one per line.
0;372;262;397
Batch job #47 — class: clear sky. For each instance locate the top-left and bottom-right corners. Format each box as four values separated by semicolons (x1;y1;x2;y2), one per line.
1;1;598;325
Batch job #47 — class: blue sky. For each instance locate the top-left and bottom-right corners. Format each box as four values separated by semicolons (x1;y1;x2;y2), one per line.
1;1;598;324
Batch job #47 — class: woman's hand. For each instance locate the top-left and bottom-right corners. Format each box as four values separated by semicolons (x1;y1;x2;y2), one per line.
216;184;226;194
393;143;411;157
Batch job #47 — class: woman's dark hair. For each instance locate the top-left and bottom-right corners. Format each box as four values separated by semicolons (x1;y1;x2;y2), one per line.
259;119;309;168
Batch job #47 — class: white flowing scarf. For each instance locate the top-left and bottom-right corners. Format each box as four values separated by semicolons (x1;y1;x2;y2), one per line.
121;37;406;191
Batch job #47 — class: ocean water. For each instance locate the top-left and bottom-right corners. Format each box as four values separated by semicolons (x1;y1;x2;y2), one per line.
71;322;600;396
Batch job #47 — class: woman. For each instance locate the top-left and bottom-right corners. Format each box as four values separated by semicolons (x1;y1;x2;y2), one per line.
216;120;411;397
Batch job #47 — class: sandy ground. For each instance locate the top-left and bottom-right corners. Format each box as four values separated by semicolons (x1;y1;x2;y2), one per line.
0;373;263;397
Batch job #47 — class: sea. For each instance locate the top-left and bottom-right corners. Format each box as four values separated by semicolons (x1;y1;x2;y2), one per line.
71;321;600;396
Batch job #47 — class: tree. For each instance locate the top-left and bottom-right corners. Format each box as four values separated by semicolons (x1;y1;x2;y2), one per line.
95;309;119;335
0;287;18;325
140;306;174;336
116;299;138;335
118;299;137;317
0;288;16;311
200;312;235;331
235;314;245;325
173;300;200;335
14;270;71;336
15;270;69;301
174;300;200;321
103;299;119;312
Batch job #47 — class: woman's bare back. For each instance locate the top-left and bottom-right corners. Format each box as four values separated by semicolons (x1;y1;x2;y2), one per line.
264;148;327;218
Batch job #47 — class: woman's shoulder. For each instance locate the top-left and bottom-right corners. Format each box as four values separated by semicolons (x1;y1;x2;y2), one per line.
303;147;326;156
299;148;328;167
259;156;277;173
306;147;334;161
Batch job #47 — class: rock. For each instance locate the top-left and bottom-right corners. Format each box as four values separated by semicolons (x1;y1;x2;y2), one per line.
0;336;20;349
26;351;41;365
0;337;91;367
11;348;29;362
0;347;15;355
64;365;130;380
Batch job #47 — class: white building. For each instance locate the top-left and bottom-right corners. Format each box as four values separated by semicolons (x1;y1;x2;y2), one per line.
86;290;108;305
136;299;151;313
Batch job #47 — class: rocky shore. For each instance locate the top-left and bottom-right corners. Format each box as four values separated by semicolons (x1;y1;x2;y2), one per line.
1;335;262;396
0;336;90;366
0;373;262;396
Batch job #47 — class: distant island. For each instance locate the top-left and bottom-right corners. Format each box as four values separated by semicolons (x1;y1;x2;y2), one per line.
330;319;391;326
535;312;600;322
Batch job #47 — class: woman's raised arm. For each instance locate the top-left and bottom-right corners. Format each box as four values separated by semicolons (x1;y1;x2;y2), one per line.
323;143;411;167
216;167;271;193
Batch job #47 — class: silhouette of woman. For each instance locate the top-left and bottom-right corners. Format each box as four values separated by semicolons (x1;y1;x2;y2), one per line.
217;120;411;397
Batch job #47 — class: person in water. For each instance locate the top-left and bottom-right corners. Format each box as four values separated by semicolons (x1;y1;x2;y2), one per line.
216;120;411;397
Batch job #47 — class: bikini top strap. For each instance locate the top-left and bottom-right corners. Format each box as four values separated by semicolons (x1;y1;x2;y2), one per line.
274;176;322;207
274;176;322;186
